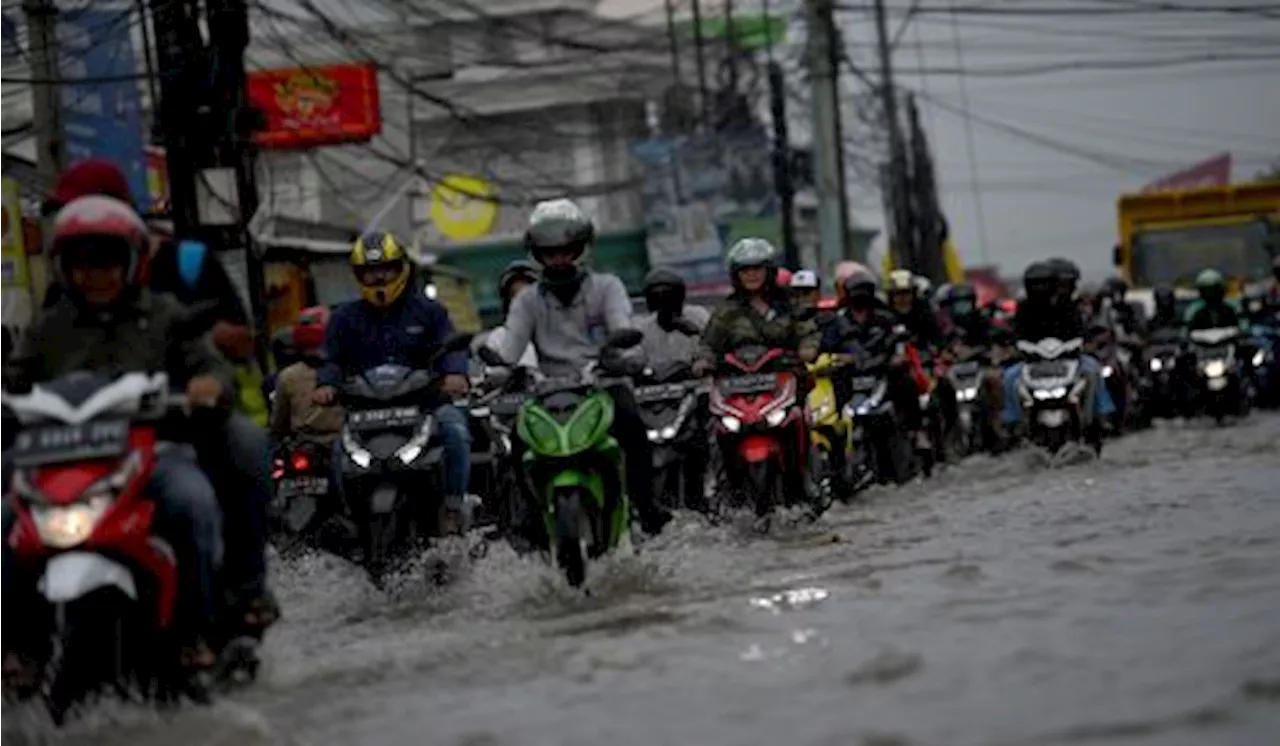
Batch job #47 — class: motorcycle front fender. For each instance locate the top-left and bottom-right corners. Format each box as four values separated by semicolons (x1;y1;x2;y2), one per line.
739;434;782;463
39;551;138;603
369;483;399;514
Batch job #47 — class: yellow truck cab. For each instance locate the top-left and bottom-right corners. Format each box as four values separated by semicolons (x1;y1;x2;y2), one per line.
1115;181;1280;299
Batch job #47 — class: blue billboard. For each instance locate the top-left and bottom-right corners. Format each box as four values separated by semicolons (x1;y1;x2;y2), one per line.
58;8;148;210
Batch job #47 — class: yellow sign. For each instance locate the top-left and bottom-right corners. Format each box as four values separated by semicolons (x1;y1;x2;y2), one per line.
430;175;498;242
2;177;31;289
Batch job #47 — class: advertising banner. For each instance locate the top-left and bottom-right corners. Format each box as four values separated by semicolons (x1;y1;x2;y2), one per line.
248;62;382;149
1142;153;1232;193
58;8;148;210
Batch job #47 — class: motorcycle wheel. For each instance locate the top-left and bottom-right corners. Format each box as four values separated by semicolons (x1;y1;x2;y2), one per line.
745;460;777;518
45;588;139;724
554;489;588;588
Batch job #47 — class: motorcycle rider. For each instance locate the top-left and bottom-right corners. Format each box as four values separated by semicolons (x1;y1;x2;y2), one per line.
1269;256;1280;306
1002;260;1115;444
634;267;711;510
823;268;931;450
699;238;820;504
1148;285;1182;333
1096;276;1144;341
270;306;344;447
885;270;945;355
635;266;711;365
492;199;671;536
39;158;278;637
1183;269;1246;332
476;259;539;369
4;195;225;677
312;232;473;534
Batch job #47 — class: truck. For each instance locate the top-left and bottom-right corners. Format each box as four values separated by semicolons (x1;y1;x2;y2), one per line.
1115;180;1280;300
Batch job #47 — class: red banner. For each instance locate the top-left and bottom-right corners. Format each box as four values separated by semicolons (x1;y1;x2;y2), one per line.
1141;153;1232;194
248;62;381;150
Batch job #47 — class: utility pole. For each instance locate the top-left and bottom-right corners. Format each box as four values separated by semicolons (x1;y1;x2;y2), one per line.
768;61;797;268
150;0;203;239
208;0;269;369
23;0;62;208
690;0;710;131
805;0;851;266
872;0;912;272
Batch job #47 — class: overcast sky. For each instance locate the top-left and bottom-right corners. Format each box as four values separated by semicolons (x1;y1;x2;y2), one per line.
836;0;1280;281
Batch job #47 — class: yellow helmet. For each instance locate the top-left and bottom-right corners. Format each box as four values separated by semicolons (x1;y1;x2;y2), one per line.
351;231;412;307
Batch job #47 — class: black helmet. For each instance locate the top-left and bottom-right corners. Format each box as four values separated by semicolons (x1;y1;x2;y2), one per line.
644;266;686;316
1153;285;1176;315
946;283;979;317
498;258;540;310
1101;276;1129;299
1023;261;1056;301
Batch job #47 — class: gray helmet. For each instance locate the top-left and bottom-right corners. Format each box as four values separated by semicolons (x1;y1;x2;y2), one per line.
524;198;594;260
726;238;779;291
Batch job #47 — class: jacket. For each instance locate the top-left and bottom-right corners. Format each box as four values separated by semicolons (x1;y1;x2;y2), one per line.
893;302;944;352
270;361;344;444
821;307;900;356
7;289;232;393
1183;299;1246;332
635;305;711;366
317;293;468;391
700;291;818;363
496;272;635;378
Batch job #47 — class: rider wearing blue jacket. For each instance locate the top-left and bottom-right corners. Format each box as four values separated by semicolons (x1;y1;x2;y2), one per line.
313;232;473;532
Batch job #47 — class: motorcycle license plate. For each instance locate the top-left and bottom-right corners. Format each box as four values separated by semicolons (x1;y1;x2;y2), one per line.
1038;409;1068;428
1030;361;1070;378
719;373;777;395
10;418;130;466
636;383;688;403
348;405;421;429
850;375;879;391
278;476;330;497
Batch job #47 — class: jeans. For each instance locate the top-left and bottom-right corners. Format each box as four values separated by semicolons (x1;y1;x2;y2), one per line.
195;413;270;596
2;450;222;644
1001;354;1116;425
331;402;471;503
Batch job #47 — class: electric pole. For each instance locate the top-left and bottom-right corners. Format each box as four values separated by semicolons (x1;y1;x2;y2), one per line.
805;0;851;267
872;0;912;272
690;0;710;130
23;0;62;210
769;61;797;269
208;0;269;369
149;0;203;239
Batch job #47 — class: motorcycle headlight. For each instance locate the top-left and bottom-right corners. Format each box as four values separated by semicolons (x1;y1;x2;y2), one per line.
34;495;113;549
1149;358;1162;372
1203;360;1226;379
396;415;436;465
1252;350;1265;368
956;387;978;402
765;408;788;427
721;415;741;432
1101;365;1114;379
342;428;372;469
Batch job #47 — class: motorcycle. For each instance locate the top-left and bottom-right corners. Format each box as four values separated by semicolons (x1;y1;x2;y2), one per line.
270;436;346;551
807;353;856;501
843;343;915;487
337;333;473;584
467;362;526;537
2;371;256;720
1187;326;1249;424
476;330;642;588
1015;337;1093;455
709;345;809;521
1247;323;1278;408
1140;328;1185;420
636;359;710;512
943;345;991;458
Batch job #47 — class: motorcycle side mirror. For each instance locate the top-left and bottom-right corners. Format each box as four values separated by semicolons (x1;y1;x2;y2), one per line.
476;344;507;368
606;328;644;350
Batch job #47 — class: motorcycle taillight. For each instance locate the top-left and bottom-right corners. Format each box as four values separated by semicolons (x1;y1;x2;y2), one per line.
291;451;311;472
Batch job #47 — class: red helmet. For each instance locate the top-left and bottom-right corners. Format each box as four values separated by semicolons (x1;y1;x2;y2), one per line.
50;195;149;288
775;268;794;287
292;305;330;354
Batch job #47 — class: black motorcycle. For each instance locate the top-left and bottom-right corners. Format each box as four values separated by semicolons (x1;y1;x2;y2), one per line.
1138;328;1185;421
337;334;472;583
944;345;991;458
636;359;710;511
1015;337;1094;455
1187;326;1249;424
842;343;914;488
467;363;527;538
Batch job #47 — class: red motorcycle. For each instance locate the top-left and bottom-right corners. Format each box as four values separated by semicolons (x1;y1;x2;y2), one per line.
708;345;807;518
3;371;226;719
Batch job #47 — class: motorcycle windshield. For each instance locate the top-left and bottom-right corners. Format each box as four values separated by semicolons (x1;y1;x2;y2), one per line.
343;365;434;402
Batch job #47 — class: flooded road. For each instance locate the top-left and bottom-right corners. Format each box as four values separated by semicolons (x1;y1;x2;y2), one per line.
8;415;1280;746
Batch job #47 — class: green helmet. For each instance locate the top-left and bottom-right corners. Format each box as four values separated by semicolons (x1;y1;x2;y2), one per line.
1195;268;1224;289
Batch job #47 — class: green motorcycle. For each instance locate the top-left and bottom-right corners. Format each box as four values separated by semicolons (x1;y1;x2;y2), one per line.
478;330;642;587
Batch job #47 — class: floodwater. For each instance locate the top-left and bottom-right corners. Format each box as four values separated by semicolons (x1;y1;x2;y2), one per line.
6;415;1280;746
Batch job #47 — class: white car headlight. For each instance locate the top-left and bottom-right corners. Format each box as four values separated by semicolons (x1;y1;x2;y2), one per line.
34;495;112;549
765;408;788;427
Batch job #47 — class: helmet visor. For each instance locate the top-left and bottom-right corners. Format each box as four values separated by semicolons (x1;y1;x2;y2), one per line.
354;259;404;287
